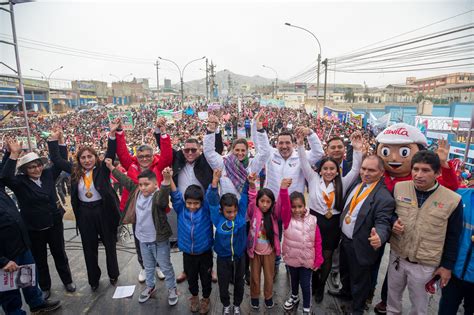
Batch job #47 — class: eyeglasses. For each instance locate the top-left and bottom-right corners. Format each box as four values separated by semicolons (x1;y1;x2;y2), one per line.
137;154;153;160
183;148;198;154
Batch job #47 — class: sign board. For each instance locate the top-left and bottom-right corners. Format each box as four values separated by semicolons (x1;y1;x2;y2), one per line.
260;99;285;108
157;109;174;119
198;112;208;120
17;136;37;150
108;111;134;130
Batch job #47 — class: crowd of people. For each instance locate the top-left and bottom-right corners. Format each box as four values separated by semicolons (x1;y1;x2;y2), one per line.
0;101;472;315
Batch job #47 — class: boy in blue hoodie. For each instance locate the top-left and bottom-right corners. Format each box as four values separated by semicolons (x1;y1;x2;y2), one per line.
209;169;249;315
165;169;214;314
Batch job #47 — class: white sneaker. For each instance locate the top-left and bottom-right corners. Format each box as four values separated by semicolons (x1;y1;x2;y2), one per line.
168;287;178;306
138;269;146;283
156;267;165;280
233;305;241;314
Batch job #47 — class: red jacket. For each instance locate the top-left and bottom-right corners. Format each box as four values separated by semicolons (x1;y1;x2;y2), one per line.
115;131;173;211
384;160;459;193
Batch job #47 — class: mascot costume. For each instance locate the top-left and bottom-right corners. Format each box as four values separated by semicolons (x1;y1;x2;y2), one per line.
375;123;458;192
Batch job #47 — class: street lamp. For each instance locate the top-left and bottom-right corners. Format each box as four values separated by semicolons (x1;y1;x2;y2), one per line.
284;22;322;105
110;73;133;105
159;56;206;107
262;65;279;98
30;65;63;114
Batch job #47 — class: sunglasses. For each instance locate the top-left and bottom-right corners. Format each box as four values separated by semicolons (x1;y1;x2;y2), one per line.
183;148;198;153
137;154;153;160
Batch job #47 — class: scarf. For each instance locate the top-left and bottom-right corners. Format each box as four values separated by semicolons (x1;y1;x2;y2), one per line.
223;154;249;194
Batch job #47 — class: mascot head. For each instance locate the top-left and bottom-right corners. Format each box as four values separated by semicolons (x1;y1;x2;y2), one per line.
375;123;427;178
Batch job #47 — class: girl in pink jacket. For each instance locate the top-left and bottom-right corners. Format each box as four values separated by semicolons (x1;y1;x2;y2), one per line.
246;173;280;310
280;178;323;314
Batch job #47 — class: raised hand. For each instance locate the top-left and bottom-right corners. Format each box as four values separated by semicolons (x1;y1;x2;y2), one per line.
104;158;114;170
392;218;404;235
248;172;257;188
254;110;264;130
7;139;22;157
109;118;121;134
212;168;222;187
162;167;173;182
368;227;381;249
280;178;292;189
436;138;450;167
350;131;363;151
156;117;168;133
207;115;219;133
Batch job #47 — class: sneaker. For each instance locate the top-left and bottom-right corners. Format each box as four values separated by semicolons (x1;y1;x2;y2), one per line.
250;298;259;310
264;298;274;309
374;301;387;314
190;295;199;313
199;297;210;314
138;269;146;283
223;305;231;315
138;286;156;303
303;307;311;315
233;305;241;314
156;267;165;280
168;287;178;306
30;300;61;313
283;294;300;311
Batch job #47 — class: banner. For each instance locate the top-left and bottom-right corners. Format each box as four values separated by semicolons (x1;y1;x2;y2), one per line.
17;136;37;150
156;109;174;119
198;112;208;120
184;107;195;116
0;264;36;292
172;110;183;120
260;99;285;108
207;103;221;110
349;112;363;127
108;111;134;130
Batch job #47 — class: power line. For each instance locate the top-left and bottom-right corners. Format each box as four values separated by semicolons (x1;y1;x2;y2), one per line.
328;63;474;73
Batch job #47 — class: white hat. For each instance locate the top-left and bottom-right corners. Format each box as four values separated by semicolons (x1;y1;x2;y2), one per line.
376;123;427;147
17;152;47;169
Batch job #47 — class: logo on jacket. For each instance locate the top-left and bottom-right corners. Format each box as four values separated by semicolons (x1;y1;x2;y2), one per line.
220;221;234;232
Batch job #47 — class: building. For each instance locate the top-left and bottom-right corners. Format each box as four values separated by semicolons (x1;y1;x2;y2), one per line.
0;76;51;112
407;72;474;96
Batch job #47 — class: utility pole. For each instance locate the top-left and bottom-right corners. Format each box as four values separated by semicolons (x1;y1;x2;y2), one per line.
205;58;209;102
209;61;216;101
322;58;328;107
155;60;160;102
227;73;232;97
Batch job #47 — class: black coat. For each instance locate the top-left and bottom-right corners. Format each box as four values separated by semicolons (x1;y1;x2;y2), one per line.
0;153;30;267
47;139;121;228
156;131;224;190
0;146;68;231
340;178;395;266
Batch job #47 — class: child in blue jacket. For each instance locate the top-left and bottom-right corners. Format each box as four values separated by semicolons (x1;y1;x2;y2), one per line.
166;169;214;314
209;169;249;315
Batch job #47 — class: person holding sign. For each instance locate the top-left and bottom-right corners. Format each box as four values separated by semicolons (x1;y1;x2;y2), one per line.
328;155;394;315
112;117;173;283
1;135;76;300
46;125;121;292
297;130;363;304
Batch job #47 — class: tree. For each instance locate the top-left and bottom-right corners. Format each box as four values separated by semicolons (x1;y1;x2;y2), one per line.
344;88;355;103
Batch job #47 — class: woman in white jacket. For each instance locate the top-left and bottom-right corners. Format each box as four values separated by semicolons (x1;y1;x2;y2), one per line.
297;130;364;304
203;114;269;199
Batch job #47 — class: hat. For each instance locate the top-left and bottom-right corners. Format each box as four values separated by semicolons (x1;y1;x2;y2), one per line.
17;152;47;169
376;123;427;147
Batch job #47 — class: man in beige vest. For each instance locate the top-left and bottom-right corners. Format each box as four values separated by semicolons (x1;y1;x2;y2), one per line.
387;150;463;315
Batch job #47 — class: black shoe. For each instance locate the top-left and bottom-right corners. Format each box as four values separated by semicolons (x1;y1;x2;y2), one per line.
42;290;50;300
327;288;352;301
264;298;274;309
91;284;99;292
250;298;259;310
65;283;76;293
110;278;118;286
30;300;61;313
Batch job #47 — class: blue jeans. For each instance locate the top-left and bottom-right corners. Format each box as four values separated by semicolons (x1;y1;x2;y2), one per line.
139;240;176;290
0;250;44;315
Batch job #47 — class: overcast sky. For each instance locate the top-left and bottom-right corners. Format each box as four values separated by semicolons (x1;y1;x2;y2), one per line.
1;0;473;88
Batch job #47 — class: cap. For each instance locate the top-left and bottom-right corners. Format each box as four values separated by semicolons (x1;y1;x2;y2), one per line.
17;152;47;169
376;123;427;147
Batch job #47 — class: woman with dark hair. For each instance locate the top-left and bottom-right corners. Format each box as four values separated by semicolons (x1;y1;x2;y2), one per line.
46;126;121;291
297;130;363;304
1;137;75;300
203;114;269;199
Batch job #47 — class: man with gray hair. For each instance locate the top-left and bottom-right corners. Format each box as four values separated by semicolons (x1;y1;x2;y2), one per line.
112;117;173;283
